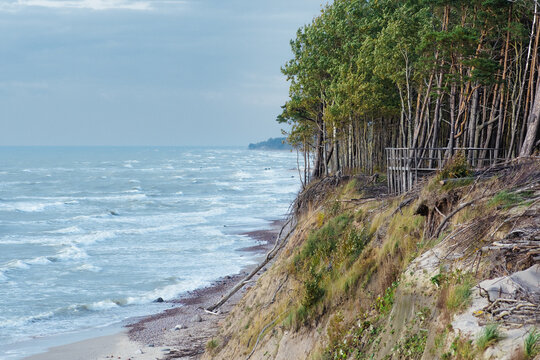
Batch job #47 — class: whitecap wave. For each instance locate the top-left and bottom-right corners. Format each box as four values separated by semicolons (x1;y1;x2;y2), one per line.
0;310;55;328
47;226;82;234
27;256;53;265
126;278;209;305
0;201;65;212
55;245;88;261
5;259;30;270
233;170;253;180
86;300;119;311
73;230;116;245
76;264;102;272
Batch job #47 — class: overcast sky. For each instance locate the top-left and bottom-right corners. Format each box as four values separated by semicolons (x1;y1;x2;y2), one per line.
0;0;325;146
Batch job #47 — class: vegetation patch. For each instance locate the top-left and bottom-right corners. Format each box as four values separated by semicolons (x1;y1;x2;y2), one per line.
206;338;219;354
524;328;540;359
476;324;501;351
442;336;477;360
488;190;534;209
432;269;474;313
433;152;472;185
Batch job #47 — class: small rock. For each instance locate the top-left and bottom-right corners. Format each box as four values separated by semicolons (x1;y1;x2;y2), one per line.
137;349;144;354
161;348;170;352
154;297;164;303
192;314;202;322
148;344;155;347
174;324;187;330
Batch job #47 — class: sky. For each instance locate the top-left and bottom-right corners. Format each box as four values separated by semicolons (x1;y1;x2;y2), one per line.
0;0;326;146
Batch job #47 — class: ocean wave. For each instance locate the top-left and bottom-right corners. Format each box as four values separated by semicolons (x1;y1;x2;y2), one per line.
47;226;83;234
86;299;121;311
117;224;177;235
0;310;55;328
126;278;209;305
197;226;224;238
0;201;65;212
27;256;53;265
123;187;141;193
76;264;102;272
5;260;30;270
73;230;116;245
54;245;88;261
233;170;253;180
80;193;147;201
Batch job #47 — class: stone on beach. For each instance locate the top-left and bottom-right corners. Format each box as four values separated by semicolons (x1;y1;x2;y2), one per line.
192;314;202;322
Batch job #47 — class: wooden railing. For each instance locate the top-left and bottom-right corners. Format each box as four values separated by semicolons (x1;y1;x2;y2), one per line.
386;147;501;195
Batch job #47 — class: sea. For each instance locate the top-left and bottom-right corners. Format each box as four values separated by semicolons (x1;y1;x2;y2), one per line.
0;147;299;359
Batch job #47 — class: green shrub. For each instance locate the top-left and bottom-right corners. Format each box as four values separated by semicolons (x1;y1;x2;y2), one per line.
437;152;472;181
376;281;398;315
298;213;352;270
302;267;325;308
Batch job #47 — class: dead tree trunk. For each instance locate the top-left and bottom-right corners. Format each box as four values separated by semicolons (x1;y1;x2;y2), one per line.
520;72;540;156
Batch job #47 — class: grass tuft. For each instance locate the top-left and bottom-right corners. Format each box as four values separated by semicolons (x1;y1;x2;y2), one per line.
525;328;540;358
476;324;501;351
446;274;474;312
488;190;533;209
206;338;219;354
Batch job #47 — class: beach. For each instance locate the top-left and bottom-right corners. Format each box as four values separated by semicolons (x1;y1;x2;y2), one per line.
24;221;283;360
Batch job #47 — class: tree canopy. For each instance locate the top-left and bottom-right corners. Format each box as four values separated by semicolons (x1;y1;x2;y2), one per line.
279;0;540;183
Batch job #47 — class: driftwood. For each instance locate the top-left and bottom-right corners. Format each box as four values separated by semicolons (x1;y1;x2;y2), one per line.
337;197;378;204
264;273;289;309
432;199;477;239
392;195;418;216
206;218;297;312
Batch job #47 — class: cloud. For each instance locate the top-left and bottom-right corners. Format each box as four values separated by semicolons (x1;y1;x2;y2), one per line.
0;0;186;11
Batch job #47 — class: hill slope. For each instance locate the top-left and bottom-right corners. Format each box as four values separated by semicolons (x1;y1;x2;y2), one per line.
201;158;540;360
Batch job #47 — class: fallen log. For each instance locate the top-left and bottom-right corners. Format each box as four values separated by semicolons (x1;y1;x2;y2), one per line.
439;177;476;185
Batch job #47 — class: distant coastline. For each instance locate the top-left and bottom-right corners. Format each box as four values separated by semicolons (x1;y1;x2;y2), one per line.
248;137;292;151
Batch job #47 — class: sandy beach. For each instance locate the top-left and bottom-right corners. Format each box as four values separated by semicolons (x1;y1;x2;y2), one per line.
24;221;283;360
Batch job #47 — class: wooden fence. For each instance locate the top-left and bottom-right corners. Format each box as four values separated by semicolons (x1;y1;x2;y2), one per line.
386;147;500;195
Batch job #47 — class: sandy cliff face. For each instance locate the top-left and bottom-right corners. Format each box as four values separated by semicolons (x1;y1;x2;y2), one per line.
202;159;540;360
